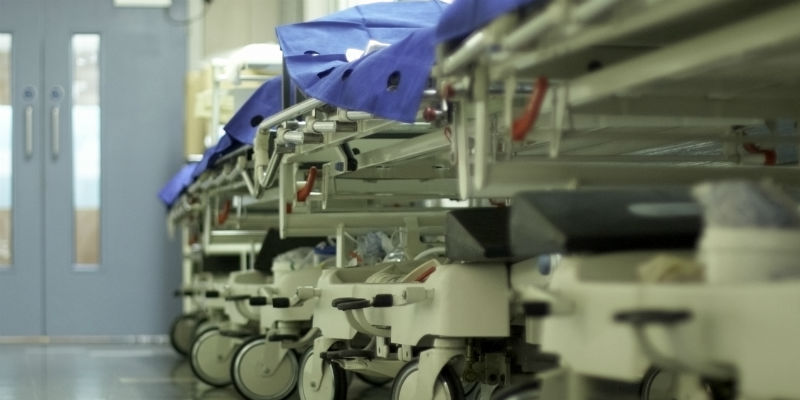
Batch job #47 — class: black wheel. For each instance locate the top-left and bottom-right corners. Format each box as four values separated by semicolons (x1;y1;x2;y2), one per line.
391;359;465;400
231;336;299;400
356;372;393;387
640;367;721;400
190;327;235;387
640;367;678;400
491;380;539;400
297;346;348;400
170;314;202;357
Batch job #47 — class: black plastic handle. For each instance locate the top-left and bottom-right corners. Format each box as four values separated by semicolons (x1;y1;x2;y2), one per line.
335;299;371;311
614;309;692;326
205;290;220;299
331;297;363;308
272;297;291;308
249;296;268;306
372;294;394;308
522;301;550;317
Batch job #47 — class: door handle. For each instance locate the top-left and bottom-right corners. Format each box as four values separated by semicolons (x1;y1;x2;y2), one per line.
51;105;60;159
25;105;33;158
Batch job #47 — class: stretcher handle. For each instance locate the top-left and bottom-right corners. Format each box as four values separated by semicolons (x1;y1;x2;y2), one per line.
512;77;549;142
742;142;777;165
296;166;318;202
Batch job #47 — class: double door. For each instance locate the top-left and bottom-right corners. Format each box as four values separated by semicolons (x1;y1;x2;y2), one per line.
0;0;185;335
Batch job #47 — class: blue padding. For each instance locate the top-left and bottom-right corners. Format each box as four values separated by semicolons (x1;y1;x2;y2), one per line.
159;163;198;207
436;0;544;43
277;1;446;122
224;76;284;145
191;76;284;180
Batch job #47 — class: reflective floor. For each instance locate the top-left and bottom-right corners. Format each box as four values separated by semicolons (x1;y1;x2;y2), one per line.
0;344;390;400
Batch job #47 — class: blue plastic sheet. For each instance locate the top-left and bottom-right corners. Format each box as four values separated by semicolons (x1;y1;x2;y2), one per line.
277;1;447;122
159;163;198;207
436;0;544;43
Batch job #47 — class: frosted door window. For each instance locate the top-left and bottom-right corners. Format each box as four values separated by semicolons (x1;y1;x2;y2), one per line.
0;34;11;266
72;34;100;266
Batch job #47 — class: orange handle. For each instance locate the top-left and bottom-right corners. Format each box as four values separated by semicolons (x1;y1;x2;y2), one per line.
296;166;318;202
512;77;549;142
743;143;777;165
217;199;231;225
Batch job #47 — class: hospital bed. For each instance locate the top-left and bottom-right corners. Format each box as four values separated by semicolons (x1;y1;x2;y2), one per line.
432;1;800;399
159;0;800;399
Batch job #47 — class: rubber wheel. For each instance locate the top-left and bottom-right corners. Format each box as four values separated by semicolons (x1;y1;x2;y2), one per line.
356;372;393;387
391;359;465;400
640;367;720;400
231;337;299;400
170;314;202;357
298;346;348;400
190;327;235;387
194;319;216;337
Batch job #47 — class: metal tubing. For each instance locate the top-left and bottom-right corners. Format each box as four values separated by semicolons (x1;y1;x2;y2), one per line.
257;98;324;135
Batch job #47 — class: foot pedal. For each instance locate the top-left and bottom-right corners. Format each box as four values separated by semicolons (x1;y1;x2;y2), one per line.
268;333;300;342
219;330;253;338
320;349;374;360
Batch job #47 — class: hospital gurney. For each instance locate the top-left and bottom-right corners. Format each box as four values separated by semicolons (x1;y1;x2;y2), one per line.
161;0;800;399
434;0;800;198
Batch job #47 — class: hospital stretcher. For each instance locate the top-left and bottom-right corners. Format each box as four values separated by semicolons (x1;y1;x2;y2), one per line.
159;0;800;399
433;1;800;399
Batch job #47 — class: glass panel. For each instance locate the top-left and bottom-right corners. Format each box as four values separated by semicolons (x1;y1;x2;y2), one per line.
0;34;12;266
72;34;100;266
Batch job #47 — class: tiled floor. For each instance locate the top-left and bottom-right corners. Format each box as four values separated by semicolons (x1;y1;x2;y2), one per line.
0;344;390;400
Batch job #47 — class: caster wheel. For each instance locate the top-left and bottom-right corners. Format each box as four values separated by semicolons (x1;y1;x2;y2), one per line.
194;319;216;337
640;367;722;400
391;359;465;400
640;367;679;400
190;327;236;387
169;314;203;357
231;337;299;400
356;372;393;387
297;347;348;400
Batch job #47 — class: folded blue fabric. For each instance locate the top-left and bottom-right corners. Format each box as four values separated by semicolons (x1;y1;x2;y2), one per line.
190;139;228;179
436;0;545;43
277;1;447;122
224;76;284;145
159;162;198;207
191;76;284;180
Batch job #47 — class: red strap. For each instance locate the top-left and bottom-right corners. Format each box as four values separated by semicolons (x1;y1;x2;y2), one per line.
296;166;318;202
743;143;777;165
512;77;549;142
416;266;437;283
217;199;231;225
